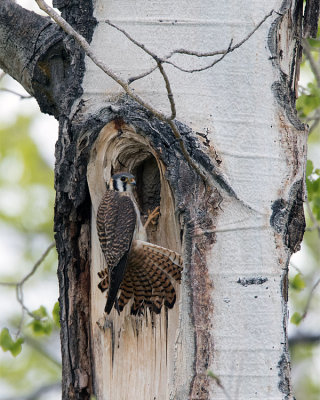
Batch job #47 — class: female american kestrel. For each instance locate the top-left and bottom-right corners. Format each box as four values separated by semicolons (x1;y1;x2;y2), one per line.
96;172;183;315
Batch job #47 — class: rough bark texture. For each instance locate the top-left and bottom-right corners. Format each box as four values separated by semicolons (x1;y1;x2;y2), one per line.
0;0;315;399
84;101;223;399
303;0;320;38
0;0;62;113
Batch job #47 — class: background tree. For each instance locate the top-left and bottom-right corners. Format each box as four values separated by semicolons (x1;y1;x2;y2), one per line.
0;0;319;399
289;9;320;399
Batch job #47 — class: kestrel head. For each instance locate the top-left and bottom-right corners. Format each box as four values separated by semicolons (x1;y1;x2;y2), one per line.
109;172;136;192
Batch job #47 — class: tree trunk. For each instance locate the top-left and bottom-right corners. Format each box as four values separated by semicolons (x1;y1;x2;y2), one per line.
0;0;310;399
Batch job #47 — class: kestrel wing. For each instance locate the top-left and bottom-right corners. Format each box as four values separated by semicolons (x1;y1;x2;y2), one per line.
97;190;136;314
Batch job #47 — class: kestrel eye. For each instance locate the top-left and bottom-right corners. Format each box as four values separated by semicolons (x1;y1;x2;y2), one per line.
120;176;126;182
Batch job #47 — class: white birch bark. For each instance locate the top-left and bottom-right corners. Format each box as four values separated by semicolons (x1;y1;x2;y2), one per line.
83;1;306;399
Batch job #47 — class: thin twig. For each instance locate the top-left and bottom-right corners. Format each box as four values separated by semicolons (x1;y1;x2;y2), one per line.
305;198;320;237
2;382;61;400
289;261;304;275
0;70;6;81
35;0;274;195
106;20;156;59
20;242;55;285
168;120;207;181
106;20;176;119
289;332;320;346
0;281;17;286
157;61;176;119
309;118;320;134
176;9;273;57
0;242;56;337
35;0;170;121
129;10;274;82
302;38;320;87
300;278;320;321
24;335;61;367
37;1;207;180
0;88;32;99
128;64;159;83
164;40;233;73
208;371;233;400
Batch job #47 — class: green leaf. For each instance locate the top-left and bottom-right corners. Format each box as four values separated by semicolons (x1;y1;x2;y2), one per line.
52;301;60;327
9;339;24;357
0;328;13;351
291;312;303;325
32;305;48;319
28;318;53;336
306;160;314;177
0;328;24;357
28;306;53;336
290;273;306;291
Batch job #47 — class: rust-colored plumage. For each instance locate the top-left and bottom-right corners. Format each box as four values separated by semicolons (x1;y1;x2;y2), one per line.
96;172;183;315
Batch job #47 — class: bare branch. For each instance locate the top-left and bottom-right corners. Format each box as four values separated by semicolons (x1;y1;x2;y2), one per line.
20;242;55;286
36;1;207;181
128;64;159;84
207;371;233;400
300;278;320;322
105;20;157;59
289;261;304;275
306;198;320;237
105;20;176;119
157;61;176;119
168;9;274;58
289;332;320;346
0;87;32;99
302;38;320;87
129;10;273;80
35;0;170;121
24;334;61;367
0;281;16;287
168;120;207;181
2;382;61;400
0;242;56;336
164;40;233;73
35;0;275;201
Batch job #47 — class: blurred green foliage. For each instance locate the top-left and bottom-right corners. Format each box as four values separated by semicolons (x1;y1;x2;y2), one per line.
0;115;54;233
289;28;320;400
0;328;24;357
0;112;61;398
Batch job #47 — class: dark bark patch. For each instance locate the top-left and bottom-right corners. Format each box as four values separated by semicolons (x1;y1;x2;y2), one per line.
270;179;305;253
277;352;292;399
268;4;305;132
56;97;223;399
303;0;320;38
134;156;161;218
237;277;268;286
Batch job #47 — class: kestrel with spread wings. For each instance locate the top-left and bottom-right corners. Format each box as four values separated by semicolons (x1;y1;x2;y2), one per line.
96;172;183;315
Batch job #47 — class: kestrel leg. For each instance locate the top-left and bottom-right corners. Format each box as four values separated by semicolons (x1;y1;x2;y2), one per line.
144;206;160;229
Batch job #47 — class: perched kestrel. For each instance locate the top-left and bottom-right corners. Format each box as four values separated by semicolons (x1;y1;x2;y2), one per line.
97;172;183;315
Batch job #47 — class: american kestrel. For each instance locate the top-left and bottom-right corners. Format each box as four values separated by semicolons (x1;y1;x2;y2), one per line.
96;172;183;315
